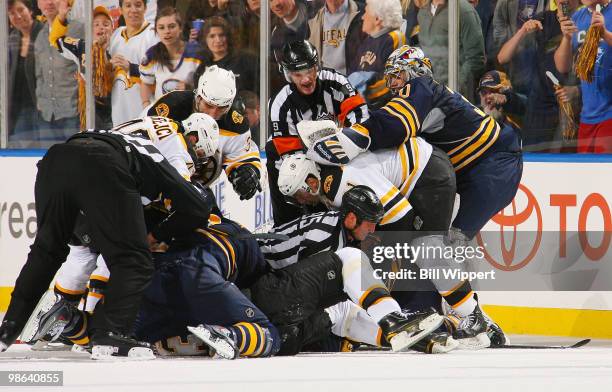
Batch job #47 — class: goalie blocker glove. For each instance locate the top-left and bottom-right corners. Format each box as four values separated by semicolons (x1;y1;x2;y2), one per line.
228;164;262;200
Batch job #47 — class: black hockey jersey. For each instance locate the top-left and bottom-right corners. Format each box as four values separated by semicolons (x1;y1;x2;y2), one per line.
68;130;211;224
145;90;250;136
359;76;504;172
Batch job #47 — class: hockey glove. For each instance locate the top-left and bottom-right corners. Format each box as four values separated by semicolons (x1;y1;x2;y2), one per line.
228;164;262;200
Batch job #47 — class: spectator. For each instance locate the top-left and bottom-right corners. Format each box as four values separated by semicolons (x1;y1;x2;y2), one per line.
8;0;43;146
194;16;258;93
234;0;261;55
497;0;581;151
140;7;203;104
474;0;498;68
492;0;548;95
34;0;83;146
347;0;405;108
108;0;158;126
554;0;612;153
49;1;115;130
240;90;260;143
416;0;485;102
270;0;316;53
477;70;526;132
308;0;365;76
400;0;420;45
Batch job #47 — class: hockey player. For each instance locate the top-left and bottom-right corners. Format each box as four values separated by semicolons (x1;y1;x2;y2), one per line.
26;190;444;358
267;40;370;225
295;46;520;347
306;46;523;242
45;114;220;320
259;185;457;354
0;117;216;359
276;148;502;349
144;65;262;200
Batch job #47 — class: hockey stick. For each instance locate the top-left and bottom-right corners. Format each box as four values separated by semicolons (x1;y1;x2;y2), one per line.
492;339;591;349
234;233;290;241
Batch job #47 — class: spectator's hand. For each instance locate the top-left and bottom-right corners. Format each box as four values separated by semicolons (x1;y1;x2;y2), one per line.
484;92;507;108
520;19;543;35
558;16;578;39
554;85;579;103
189;28;199;42
591;9;607;30
111;54;130;72
56;0;71;22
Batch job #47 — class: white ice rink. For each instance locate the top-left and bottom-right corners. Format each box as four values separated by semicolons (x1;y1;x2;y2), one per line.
0;337;611;392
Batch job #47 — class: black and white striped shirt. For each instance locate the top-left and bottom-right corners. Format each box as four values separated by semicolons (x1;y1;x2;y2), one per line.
259;210;347;269
268;68;369;140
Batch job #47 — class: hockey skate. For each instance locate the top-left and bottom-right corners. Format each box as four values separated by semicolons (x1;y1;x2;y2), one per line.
444;303;491;350
378;310;444;352
20;291;80;344
90;331;155;360
412;332;459;354
187;324;239;360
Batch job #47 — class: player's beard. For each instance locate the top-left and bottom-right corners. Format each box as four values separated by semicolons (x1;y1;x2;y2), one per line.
484;106;504;123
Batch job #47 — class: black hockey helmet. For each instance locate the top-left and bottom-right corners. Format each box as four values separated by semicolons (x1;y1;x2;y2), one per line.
279;40;319;73
340;185;384;224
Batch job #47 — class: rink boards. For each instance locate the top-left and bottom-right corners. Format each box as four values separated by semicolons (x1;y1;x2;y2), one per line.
1;151;611;338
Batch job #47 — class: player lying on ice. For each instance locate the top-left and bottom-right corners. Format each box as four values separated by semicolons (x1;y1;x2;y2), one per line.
19;187;447;359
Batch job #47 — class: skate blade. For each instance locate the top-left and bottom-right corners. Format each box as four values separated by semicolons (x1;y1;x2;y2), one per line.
430;336;460;354
90;345;155;361
20;291;58;344
456;332;491;350
187;325;237;360
30;340;73;352
390;314;444;352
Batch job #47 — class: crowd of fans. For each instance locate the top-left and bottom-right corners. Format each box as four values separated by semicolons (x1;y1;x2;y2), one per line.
5;0;611;152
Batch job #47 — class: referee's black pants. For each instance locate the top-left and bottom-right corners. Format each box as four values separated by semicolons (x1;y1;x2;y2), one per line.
5;138;154;336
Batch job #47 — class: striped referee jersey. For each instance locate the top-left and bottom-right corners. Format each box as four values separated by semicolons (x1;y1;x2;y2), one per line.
259;210;348;269
268;68;369;159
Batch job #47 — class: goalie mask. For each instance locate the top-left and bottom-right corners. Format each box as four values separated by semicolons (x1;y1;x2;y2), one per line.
384;46;433;93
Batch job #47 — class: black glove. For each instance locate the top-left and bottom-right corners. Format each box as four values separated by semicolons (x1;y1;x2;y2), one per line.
228;164;262;200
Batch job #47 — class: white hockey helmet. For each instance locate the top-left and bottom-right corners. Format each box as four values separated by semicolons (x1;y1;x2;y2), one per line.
195;65;237;108
181;113;220;158
278;154;321;197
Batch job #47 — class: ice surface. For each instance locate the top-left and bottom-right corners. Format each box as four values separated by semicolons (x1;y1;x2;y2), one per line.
0;337;611;392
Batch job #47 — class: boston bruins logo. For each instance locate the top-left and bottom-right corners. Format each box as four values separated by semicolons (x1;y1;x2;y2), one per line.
323;175;334;195
232;111;244;124
155;103;170;117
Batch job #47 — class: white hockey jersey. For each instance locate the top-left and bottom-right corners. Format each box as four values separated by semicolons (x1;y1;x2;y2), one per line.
112;116;194;180
108;22;158;126
320;137;433;225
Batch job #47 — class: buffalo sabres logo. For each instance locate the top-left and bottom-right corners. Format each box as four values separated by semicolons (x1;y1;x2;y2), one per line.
155;103;170;117
232;111;244;124
245;308;255;318
323;175;334;194
360;51;377;69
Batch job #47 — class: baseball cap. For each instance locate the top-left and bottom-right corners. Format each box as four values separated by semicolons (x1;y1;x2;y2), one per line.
478;70;512;92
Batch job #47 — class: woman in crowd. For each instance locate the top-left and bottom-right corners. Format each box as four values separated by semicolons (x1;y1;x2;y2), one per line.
49;0;115;129
7;0;43;145
140;6;204;104
108;0;158;125
194;16;259;93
